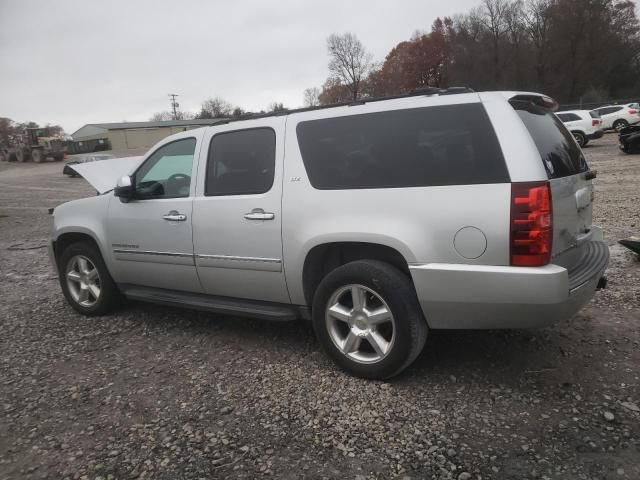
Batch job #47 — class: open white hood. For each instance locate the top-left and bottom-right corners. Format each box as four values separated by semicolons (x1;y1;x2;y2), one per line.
70;156;144;194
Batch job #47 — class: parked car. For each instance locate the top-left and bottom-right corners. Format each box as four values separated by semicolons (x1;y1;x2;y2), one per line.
48;90;609;379
556;110;604;147
63;153;116;176
591;104;640;131
619;125;640;154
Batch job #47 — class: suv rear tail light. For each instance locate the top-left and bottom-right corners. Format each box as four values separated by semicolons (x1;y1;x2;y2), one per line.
592;119;600;126
629;109;638;115
510;182;552;267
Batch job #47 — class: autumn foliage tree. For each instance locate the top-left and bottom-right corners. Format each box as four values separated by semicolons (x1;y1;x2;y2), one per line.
310;0;640;106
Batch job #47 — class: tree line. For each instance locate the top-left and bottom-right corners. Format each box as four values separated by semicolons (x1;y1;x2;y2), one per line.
154;0;639;119
310;0;640;107
150;98;287;121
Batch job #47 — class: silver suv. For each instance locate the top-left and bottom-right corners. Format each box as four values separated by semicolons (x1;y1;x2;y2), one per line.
50;90;609;379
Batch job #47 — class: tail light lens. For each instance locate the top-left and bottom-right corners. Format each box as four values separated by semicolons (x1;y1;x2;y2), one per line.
510;182;552;267
592;119;600;126
629;109;638;114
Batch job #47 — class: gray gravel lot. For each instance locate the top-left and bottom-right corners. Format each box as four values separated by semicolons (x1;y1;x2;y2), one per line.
1;135;639;480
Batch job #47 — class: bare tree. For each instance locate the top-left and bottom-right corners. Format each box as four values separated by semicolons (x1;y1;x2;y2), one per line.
523;0;553;90
198;97;233;119
504;0;526;88
303;87;321;107
268;102;287;112
150;110;192;121
478;0;510;85
150;111;173;121
327;33;373;101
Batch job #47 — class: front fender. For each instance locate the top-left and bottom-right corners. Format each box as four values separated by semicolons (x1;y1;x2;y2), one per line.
52;195;113;273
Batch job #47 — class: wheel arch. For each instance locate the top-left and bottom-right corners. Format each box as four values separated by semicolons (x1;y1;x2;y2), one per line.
53;229;107;271
302;241;412;306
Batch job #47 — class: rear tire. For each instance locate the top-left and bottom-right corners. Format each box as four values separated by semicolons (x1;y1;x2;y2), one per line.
312;260;428;379
58;241;122;316
613;119;629;132
572;131;586;147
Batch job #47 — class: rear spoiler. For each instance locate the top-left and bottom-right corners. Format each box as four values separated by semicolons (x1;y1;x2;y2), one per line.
509;94;559;112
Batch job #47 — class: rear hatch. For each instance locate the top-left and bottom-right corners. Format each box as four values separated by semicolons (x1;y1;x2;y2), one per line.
511;98;595;273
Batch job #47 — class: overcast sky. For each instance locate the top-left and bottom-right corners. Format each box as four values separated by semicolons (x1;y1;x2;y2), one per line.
0;0;478;134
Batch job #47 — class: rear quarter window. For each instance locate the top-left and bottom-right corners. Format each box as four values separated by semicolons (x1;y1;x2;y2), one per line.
296;104;509;190
513;102;588;179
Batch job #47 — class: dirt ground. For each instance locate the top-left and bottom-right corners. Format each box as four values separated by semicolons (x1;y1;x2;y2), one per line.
0;134;639;480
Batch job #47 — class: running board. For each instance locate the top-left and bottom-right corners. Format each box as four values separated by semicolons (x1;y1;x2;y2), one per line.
119;284;301;321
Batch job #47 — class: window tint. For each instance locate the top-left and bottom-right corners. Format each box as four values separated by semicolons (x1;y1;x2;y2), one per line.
589;110;600;119
296;104;508;190
205;128;275;196
135;138;196;199
557;113;580;122
514;103;588;179
598;106;623;115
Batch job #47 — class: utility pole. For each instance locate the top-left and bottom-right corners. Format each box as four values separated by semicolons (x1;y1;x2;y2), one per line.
168;94;179;120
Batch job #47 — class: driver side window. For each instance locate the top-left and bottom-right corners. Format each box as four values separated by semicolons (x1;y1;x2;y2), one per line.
135;138;196;199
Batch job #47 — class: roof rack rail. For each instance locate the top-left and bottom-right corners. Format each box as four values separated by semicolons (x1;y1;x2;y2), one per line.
224;86;475;124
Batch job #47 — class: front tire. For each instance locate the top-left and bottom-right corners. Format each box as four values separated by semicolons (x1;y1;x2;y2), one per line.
58;241;122;315
312;260;428;379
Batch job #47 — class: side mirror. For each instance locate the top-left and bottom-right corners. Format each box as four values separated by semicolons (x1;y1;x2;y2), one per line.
114;175;134;202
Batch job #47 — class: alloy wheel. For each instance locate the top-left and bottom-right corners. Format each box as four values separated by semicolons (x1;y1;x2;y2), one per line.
325;284;396;364
65;255;101;307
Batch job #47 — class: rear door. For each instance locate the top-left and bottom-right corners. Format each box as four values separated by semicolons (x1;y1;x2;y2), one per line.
191;118;290;304
514;103;593;269
598;106;623;129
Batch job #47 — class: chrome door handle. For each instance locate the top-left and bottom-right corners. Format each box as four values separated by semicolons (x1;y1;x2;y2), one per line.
162;210;187;222
244;208;275;220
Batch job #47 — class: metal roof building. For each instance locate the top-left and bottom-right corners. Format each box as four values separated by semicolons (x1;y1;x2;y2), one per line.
70;119;226;152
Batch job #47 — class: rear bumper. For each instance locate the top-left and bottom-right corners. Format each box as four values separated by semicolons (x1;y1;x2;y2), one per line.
409;241;609;329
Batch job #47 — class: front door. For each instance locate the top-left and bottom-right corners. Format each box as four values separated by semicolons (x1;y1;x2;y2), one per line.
107;134;202;292
192;119;290;303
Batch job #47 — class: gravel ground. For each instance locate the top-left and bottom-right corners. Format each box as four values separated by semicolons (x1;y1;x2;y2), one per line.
1;135;639;480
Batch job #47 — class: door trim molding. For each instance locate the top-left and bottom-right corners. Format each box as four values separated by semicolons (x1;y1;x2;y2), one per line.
112;248;195;266
195;254;281;263
113;248;193;258
195;254;282;272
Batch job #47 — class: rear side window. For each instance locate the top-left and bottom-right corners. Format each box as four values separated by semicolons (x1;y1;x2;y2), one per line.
589;111;600;119
598;106;623;115
513;102;588;178
557;113;580;122
205;128;275;196
296;104;508;190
